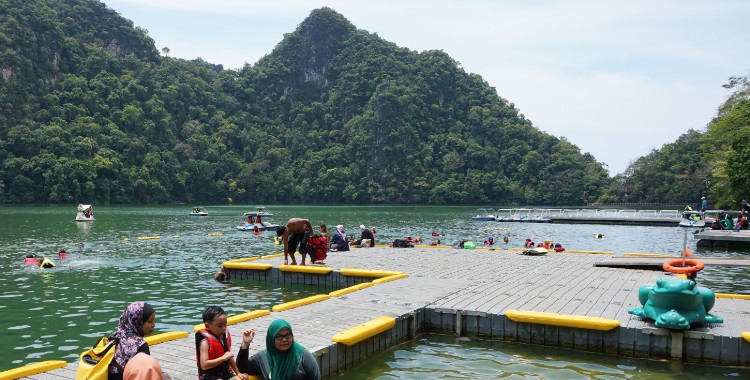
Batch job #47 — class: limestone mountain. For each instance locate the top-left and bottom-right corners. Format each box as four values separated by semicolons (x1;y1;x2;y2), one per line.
0;2;610;205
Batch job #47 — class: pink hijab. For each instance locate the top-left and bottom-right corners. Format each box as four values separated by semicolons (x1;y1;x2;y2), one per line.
124;353;163;380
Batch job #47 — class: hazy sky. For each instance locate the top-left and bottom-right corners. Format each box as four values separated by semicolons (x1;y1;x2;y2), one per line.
106;0;750;175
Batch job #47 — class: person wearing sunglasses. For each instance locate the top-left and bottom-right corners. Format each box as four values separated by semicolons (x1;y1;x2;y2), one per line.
237;319;321;380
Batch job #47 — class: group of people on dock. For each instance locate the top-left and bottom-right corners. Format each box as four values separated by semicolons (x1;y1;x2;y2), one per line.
274;218;377;266
703;197;750;231
105;302;320;380
524;238;565;252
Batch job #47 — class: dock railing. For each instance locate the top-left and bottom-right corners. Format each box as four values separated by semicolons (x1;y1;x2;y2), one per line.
493;208;681;220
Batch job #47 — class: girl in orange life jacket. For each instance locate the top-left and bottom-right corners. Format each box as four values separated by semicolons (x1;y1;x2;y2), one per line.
196;306;245;380
524;238;534;248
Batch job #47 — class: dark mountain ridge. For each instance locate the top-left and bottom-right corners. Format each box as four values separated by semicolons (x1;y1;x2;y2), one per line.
0;1;610;205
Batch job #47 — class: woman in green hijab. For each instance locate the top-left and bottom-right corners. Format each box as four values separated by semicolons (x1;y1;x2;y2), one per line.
237;319;321;380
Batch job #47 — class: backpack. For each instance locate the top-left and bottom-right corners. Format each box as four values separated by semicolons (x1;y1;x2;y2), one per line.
75;337;118;380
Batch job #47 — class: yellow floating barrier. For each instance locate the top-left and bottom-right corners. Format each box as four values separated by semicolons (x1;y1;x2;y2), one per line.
224;257;262;265
228;309;271;325
279;265;333;274
261;253;284;259
194;310;271;332
137;236;161;240
172;235;180;238
223;262;273;271
144;331;189;345
208;233;224;237
0;360;67;380
563;250;615;255
716;293;750;300
329;282;374;297
123;238;129;241
340;269;403;278
332;316;396;346
272;294;330;312
505;310;620;331
742;332;750;342
372;273;409;284
621;253;675;257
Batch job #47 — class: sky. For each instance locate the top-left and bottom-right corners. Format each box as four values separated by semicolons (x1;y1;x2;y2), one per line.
106;0;750;175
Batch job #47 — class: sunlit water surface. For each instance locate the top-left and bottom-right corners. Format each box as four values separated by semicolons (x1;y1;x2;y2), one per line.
1;205;748;373
334;334;750;379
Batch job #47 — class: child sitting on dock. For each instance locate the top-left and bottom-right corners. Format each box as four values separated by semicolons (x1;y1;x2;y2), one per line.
196;306;246;380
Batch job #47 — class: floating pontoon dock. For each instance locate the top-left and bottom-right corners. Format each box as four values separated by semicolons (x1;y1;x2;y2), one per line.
15;247;750;379
695;229;750;248
489;209;684;226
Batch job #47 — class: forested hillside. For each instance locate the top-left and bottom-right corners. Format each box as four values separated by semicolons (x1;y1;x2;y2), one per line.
598;130;710;206
0;0;611;205
599;74;750;210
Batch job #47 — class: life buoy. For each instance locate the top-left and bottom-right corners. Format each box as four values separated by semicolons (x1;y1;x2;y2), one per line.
663;259;704;274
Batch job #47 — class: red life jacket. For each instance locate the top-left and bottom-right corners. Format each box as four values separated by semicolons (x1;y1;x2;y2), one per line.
308;235;328;261
195;329;231;379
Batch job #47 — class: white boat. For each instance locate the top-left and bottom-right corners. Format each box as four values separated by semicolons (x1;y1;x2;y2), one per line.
679;210;706;228
75;204;94;222
471;208;497;221
237;207;279;232
244;207;273;218
189;207;208;216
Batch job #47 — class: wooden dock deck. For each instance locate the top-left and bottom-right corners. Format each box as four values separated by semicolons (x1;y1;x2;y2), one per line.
18;247;750;379
695;229;750;248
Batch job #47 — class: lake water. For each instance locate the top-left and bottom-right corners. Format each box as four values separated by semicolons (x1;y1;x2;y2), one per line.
1;205;748;374
333;334;750;379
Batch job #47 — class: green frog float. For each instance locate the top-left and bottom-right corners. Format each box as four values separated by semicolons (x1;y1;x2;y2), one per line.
628;277;724;329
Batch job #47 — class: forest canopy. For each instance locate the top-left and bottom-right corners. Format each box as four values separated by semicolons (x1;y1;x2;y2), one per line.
2;0;743;207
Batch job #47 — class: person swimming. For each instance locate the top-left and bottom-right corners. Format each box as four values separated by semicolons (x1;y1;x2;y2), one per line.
39;257;55;269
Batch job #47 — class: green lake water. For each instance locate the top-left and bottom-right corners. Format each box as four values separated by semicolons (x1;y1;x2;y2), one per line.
1;205;749;375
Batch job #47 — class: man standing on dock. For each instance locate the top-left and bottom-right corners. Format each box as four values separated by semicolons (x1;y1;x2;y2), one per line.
701;196;707;213
276;218;314;265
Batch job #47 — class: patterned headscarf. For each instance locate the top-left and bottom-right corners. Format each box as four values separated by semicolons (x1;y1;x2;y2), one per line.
266;319;304;380
335;225;346;240
109;301;154;376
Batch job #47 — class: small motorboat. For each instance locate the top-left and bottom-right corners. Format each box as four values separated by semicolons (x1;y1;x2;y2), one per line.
472;208;497;221
75;204;94;222
237;221;279;232
679;211;706;229
237;207;278;231
245;207;273;218
189;207;209;216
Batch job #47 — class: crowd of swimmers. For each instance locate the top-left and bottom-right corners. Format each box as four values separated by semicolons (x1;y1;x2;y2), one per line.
23;243;87;269
524;238;565;252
